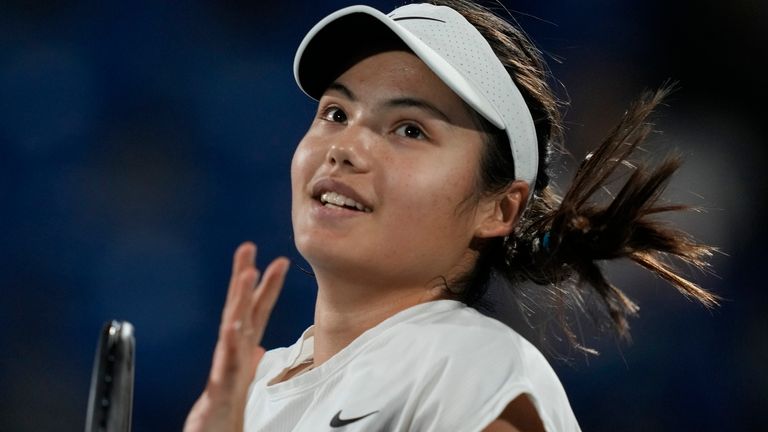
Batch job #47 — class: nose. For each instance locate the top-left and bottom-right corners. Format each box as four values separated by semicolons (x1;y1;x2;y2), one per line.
325;127;371;173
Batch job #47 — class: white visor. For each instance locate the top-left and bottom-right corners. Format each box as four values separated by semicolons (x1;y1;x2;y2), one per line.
293;3;538;190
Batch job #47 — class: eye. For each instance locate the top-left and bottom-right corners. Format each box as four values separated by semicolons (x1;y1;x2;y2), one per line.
394;123;426;140
320;106;348;123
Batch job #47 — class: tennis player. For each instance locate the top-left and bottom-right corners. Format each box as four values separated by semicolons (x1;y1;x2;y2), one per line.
184;1;717;431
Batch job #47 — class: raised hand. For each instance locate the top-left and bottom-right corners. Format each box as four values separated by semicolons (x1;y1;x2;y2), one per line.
184;242;290;432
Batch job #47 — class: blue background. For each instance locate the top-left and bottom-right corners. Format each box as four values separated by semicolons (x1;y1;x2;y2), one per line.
1;1;765;430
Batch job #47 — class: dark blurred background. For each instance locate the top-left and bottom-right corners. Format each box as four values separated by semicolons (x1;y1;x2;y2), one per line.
1;0;765;431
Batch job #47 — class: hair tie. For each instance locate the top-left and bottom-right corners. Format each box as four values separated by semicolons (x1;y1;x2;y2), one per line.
531;231;552;254
541;231;551;252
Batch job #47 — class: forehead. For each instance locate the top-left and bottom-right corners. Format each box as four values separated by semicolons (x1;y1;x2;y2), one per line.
335;50;435;90
328;50;482;129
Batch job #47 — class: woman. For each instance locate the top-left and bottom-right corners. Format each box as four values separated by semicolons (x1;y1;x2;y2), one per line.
184;1;717;431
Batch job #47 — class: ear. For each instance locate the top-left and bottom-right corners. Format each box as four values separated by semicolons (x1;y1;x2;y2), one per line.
473;181;529;239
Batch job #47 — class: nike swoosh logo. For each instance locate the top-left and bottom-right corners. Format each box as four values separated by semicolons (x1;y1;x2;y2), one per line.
329;410;379;427
392;16;446;23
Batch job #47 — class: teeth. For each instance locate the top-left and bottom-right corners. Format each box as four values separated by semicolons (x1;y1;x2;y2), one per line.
319;191;372;212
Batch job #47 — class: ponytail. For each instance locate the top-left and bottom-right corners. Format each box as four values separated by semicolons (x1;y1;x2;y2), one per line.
430;0;720;348
497;86;718;341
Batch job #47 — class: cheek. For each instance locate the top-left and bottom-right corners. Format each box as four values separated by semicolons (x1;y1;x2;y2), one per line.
374;163;477;274
290;137;316;193
385;157;477;232
289;144;303;189
290;137;316;223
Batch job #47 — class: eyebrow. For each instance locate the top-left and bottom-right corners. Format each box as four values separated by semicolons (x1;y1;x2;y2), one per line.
325;81;452;123
326;82;356;101
384;97;451;123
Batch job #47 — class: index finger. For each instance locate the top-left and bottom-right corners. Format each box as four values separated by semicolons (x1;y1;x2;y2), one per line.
225;242;257;308
248;257;290;343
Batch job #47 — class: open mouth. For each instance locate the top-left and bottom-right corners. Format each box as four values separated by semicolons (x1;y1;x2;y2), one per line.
318;191;372;213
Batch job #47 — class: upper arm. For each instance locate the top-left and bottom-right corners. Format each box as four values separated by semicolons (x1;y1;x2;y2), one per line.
483;419;522;432
482;394;546;432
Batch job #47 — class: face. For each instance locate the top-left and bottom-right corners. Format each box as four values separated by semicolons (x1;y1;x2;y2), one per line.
291;50;494;289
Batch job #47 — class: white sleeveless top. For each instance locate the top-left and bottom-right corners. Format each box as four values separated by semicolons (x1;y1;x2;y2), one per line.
244;300;581;431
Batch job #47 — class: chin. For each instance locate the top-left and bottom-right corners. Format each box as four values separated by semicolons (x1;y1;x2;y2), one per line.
296;235;399;286
299;238;353;266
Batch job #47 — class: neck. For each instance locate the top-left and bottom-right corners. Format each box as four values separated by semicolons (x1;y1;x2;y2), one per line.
310;271;444;366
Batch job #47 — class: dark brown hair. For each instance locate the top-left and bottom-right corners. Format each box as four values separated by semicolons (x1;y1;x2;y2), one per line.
428;0;719;348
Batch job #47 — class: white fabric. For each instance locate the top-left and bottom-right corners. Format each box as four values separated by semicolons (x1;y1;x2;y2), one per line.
244;300;580;431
